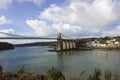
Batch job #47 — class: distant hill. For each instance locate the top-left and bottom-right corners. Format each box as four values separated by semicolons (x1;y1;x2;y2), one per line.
0;42;15;50
76;36;120;47
15;42;56;47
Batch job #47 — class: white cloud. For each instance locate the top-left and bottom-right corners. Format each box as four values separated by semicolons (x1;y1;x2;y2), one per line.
0;29;14;43
18;0;44;5
0;28;14;37
0;0;13;9
0;29;42;44
0;15;12;25
0;0;44;9
39;0;120;34
26;19;82;37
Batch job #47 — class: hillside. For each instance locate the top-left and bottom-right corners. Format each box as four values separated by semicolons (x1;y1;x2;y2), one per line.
0;42;15;50
76;36;120;47
15;42;56;47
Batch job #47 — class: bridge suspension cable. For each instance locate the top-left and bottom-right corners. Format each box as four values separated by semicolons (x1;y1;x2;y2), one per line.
0;31;57;39
0;31;77;40
61;33;74;39
0;31;27;37
38;33;57;38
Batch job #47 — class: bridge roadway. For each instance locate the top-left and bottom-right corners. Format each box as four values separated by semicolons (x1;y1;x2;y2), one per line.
0;37;56;39
0;37;75;40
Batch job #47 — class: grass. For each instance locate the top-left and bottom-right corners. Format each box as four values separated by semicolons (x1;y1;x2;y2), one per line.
0;65;120;80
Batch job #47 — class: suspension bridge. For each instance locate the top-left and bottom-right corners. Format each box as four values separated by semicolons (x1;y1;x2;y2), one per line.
0;32;77;51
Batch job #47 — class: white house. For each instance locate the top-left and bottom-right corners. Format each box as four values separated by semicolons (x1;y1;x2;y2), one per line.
87;38;120;48
87;40;106;47
106;39;120;46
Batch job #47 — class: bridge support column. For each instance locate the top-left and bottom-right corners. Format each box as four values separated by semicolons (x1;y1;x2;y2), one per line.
55;33;63;51
55;33;76;51
70;40;73;49
72;41;76;48
66;40;70;50
62;40;66;50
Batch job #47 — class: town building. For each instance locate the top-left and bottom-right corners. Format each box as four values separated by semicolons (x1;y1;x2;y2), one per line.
87;39;120;48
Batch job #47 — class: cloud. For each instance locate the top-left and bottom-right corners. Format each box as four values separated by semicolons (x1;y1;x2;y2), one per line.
0;15;12;25
0;0;45;9
18;0;44;5
0;29;15;44
26;19;82;37
0;29;42;44
0;0;13;9
0;28;14;37
39;0;120;34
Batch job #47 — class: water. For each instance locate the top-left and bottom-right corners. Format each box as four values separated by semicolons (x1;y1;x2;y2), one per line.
0;46;120;77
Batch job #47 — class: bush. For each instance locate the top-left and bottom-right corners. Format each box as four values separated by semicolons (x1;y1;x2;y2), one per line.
88;69;101;80
46;67;65;80
17;65;25;74
104;69;112;80
0;65;3;73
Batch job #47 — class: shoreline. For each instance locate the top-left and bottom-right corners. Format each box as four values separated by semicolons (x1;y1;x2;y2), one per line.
0;42;14;51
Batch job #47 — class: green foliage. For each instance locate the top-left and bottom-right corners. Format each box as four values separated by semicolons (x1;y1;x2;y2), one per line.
0;65;3;73
17;65;25;74
104;69;112;80
30;67;35;74
46;67;65;80
88;69;101;80
27;67;35;76
0;65;120;80
113;73;120;80
79;70;87;79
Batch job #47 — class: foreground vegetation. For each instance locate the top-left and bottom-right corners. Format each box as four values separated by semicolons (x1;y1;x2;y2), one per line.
0;65;120;80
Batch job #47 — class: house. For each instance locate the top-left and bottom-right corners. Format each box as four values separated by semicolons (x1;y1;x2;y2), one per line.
106;39;120;46
87;40;106;47
86;38;120;48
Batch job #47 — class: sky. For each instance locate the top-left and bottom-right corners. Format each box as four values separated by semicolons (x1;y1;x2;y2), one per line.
0;0;120;43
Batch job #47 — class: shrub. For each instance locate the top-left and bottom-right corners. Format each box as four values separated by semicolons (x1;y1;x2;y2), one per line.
88;69;101;80
17;65;25;74
104;69;112;80
46;67;65;80
0;65;3;73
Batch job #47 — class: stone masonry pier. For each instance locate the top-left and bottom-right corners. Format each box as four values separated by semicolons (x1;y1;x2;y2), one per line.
55;33;76;51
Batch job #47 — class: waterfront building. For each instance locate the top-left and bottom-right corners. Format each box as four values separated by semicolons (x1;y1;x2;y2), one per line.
87;39;120;48
106;39;120;46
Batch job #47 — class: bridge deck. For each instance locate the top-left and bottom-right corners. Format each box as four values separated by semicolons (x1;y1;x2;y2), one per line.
0;37;56;39
0;37;75;40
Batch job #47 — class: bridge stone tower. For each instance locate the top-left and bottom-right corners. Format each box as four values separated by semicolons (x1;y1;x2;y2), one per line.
55;33;77;51
55;33;63;51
